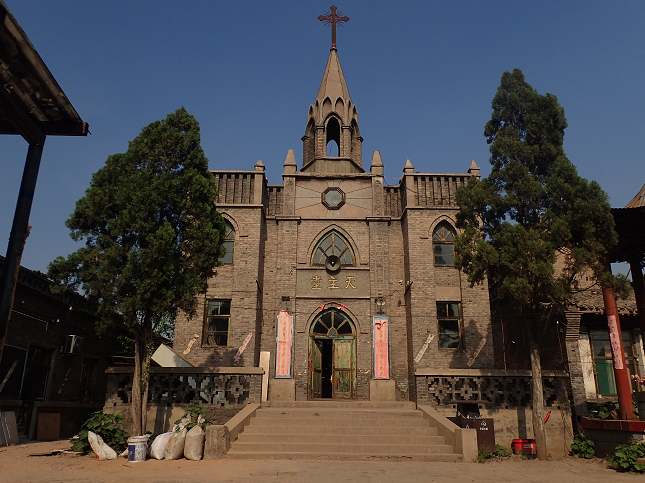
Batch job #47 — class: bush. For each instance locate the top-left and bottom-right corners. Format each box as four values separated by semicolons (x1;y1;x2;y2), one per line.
72;411;130;455
588;401;618;420
570;434;595;459
174;404;212;431
607;440;645;473
476;444;512;463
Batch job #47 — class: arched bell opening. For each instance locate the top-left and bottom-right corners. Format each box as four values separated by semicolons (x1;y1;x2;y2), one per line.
308;309;356;399
325;117;341;157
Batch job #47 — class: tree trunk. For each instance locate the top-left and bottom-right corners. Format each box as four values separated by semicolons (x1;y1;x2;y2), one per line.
140;315;152;434
130;316;153;436
131;324;143;436
526;323;547;460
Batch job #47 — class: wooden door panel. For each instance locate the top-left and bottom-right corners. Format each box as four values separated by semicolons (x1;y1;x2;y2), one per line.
332;338;354;399
334;370;351;398
309;338;323;398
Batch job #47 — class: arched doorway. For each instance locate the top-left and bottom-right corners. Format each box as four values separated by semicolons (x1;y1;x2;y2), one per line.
308;309;356;399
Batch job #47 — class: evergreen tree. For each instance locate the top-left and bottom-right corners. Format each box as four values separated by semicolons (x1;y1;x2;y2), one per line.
455;69;628;459
48;108;226;435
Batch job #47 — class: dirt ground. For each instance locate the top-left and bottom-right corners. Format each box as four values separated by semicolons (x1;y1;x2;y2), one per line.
0;440;642;483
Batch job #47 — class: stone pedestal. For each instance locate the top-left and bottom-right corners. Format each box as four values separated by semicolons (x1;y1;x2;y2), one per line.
370;379;396;401
204;425;230;459
269;378;296;401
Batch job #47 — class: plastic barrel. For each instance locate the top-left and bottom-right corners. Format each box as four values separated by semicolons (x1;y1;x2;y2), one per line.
127;435;150;462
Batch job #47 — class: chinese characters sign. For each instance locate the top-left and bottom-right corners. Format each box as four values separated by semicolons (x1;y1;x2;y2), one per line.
373;316;389;379
311;275;357;290
296;270;369;298
275;310;293;378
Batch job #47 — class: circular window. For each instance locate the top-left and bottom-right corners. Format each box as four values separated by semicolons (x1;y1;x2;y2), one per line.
322;188;345;210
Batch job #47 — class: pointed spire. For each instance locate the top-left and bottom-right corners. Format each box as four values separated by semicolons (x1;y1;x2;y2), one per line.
316;49;351;108
283;149;297;174
254;159;265;172
468;160;480;177
403;159;414;174
371;150;383;175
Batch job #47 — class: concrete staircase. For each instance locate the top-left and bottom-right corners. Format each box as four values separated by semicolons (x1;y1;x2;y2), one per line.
226;401;463;461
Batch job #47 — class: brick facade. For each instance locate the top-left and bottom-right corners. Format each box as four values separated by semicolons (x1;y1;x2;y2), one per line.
174;47;495;402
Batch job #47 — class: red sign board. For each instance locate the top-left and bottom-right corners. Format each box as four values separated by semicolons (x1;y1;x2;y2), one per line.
275;310;293;378
373;316;389;379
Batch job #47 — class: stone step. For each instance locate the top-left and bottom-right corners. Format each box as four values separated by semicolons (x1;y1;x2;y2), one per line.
236;433;446;445
242;424;437;436
227;403;461;462
230;441;455;454
226;450;464;462
248;416;426;428
262;401;416;409
255;409;424;419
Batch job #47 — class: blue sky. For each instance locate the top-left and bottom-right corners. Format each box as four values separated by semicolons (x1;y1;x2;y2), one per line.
2;1;644;275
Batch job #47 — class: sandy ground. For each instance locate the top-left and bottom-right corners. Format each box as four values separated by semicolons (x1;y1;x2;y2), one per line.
0;440;642;483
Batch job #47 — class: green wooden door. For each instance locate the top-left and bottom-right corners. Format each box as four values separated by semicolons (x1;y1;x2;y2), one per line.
309;338;323;398
332;338;355;399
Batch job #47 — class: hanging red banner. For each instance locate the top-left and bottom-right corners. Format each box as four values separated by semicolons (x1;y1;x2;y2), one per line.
373;316;389;379
275;310;293;378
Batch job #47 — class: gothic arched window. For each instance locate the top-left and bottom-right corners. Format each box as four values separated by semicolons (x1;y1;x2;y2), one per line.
432;222;455;266
219;221;235;264
311;230;355;266
310;309;355;336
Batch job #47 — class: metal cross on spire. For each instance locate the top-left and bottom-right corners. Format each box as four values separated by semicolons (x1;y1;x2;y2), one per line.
318;5;349;49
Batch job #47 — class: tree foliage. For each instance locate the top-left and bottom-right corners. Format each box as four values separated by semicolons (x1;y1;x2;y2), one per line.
456;68;625;304
48;108;225;435
455;68;626;459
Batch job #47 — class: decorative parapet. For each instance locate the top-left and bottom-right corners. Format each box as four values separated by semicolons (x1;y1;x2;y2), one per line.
212;171;256;205
267;185;284;215
383;185;401;217
105;367;263;408
412;174;471;207
415;369;570;409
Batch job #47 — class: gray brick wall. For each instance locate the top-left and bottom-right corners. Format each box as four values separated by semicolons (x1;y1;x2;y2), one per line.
176;164;495;403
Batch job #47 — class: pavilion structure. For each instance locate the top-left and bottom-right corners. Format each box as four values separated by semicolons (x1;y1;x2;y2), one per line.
0;1;88;360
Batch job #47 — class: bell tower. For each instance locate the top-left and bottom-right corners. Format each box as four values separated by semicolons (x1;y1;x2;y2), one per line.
301;7;363;173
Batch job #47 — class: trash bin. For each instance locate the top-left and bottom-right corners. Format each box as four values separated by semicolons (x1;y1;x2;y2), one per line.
512;438;536;455
459;417;495;452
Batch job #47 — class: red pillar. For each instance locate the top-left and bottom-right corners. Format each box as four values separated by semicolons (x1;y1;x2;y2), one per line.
601;258;636;420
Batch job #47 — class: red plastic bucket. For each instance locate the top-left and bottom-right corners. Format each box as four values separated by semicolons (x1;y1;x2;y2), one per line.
512;439;536;455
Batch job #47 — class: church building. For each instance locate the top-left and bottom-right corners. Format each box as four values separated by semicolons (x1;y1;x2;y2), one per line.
173;27;494;403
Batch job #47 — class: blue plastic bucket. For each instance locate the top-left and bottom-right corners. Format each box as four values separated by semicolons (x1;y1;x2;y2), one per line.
127;435;150;462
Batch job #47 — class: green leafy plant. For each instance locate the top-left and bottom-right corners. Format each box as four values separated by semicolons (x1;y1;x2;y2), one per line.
174;404;212;430
476;444;512;463
72;411;130;454
588;401;618;420
606;440;645;473
570;433;595;459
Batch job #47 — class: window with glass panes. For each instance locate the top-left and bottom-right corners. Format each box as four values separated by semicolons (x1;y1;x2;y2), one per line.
311;230;355;266
219;221;235;264
432;222;455;266
437;302;462;349
590;330;638;396
203;300;231;347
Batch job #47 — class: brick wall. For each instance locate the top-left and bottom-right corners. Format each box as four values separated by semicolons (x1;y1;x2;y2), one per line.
175;165;496;404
